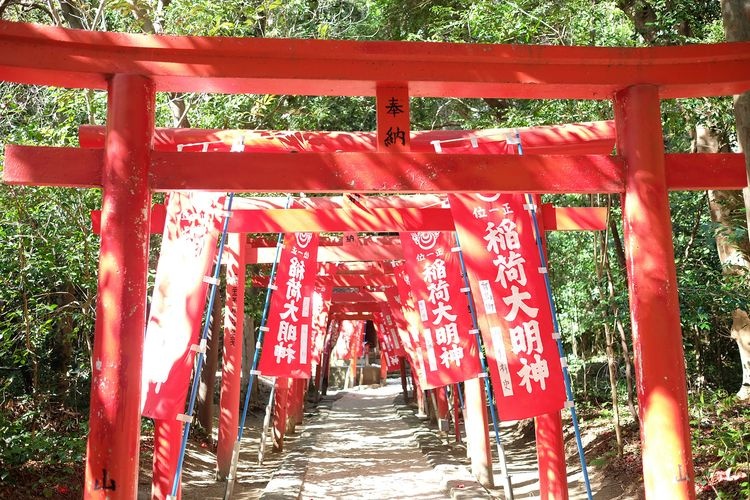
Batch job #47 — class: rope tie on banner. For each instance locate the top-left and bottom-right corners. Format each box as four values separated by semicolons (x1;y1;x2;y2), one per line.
453;230;515;500
169;192;236;498
515;129;593;500
223;194;294;500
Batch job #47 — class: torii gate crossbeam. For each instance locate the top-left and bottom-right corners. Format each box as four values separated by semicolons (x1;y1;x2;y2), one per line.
2;18;745;499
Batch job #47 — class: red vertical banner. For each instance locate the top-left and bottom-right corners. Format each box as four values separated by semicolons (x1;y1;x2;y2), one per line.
390;265;428;386
333;320;364;360
376;85;410;151
379;303;405;357
399;232;482;388
374;309;401;372
141;191;225;419
258;232;319;379
449;193;566;420
310;283;333;368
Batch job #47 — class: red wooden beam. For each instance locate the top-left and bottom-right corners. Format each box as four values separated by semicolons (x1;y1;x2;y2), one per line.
1;21;749;98
91;204;606;235
249;273;396;288
541;204;607;231
5;145;746;193
79;121;616;155
330;302;384;313
331;291;388;303
330;312;375;320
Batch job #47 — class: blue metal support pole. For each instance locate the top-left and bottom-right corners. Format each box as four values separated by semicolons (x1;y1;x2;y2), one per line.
169;193;235;498
453;232;515;500
223;194;293;499
516;131;593;500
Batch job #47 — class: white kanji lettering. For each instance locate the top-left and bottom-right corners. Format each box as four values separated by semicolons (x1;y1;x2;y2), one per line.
432;301;457;325
274;343;297;364
434;322;459;345
286;278;302;301
288;256;306;281
280;300;299;322
484;219;521;254
473;206;487;219
502;285;538;321
509;320;542;355
423;259;447;283
427;279;451;304
440;344;465;368
517;354;549;392
277;321;298;343
493;250;527;289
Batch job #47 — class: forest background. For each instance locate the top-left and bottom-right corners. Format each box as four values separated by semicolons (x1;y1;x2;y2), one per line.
1;0;750;498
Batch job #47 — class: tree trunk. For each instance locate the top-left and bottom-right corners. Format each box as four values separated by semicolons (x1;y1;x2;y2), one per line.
721;1;750;241
730;309;750;400
695;125;750;269
197;281;222;433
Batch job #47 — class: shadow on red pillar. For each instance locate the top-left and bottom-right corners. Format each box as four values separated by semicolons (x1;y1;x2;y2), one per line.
151;419;182;500
452;385;462;444
435;386;450;432
615;84;695;499
216;233;246;480
273;377;290;451
532;193;569;499
84;74;154;499
399;358;409;402
464;377;494;488
535;412;568;500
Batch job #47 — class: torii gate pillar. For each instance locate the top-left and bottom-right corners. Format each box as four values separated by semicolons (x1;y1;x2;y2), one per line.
615;85;695;499
84;74;154;499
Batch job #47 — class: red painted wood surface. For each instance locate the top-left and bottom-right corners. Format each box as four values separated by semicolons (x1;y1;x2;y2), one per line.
616;85;694;499
216;233;246;479
377;85;410;151
536;412;568;500
6;144;747;193
532;194;569;500
272;378;290;452
151;419;182;500
84;74;154;500
2;21;749;98
91;205;606;236
78;121;617;154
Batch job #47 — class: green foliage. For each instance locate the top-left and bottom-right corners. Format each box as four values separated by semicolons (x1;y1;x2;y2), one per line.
691;390;750;497
1;0;749;493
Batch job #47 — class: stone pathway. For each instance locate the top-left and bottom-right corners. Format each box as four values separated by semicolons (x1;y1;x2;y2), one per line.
262;381;487;500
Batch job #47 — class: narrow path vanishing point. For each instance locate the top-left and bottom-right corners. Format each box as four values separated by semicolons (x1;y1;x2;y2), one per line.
261;381;484;500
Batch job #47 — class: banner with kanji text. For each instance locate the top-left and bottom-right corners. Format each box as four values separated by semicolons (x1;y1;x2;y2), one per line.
141;191;226;420
390;264;427;386
258;232;319;379
399;231;482;388
449;193;566;420
310;284;333;368
375;306;403;372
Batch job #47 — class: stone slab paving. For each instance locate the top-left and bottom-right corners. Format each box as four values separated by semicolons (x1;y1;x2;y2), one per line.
261;380;489;500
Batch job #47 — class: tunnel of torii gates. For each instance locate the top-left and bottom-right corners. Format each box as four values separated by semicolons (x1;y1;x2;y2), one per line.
1;19;750;500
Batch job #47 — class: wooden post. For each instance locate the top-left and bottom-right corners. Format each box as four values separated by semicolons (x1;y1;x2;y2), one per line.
615;84;695;499
535;412;568;499
272;377;290;452
533;193;569;499
152;419;182;500
452;384;462;444
84;74;154;499
399;358;409;402
464;377;494;488
216;233;246;479
435;386;450;432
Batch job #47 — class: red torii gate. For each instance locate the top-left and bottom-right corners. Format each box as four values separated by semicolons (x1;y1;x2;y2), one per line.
2;18;750;500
